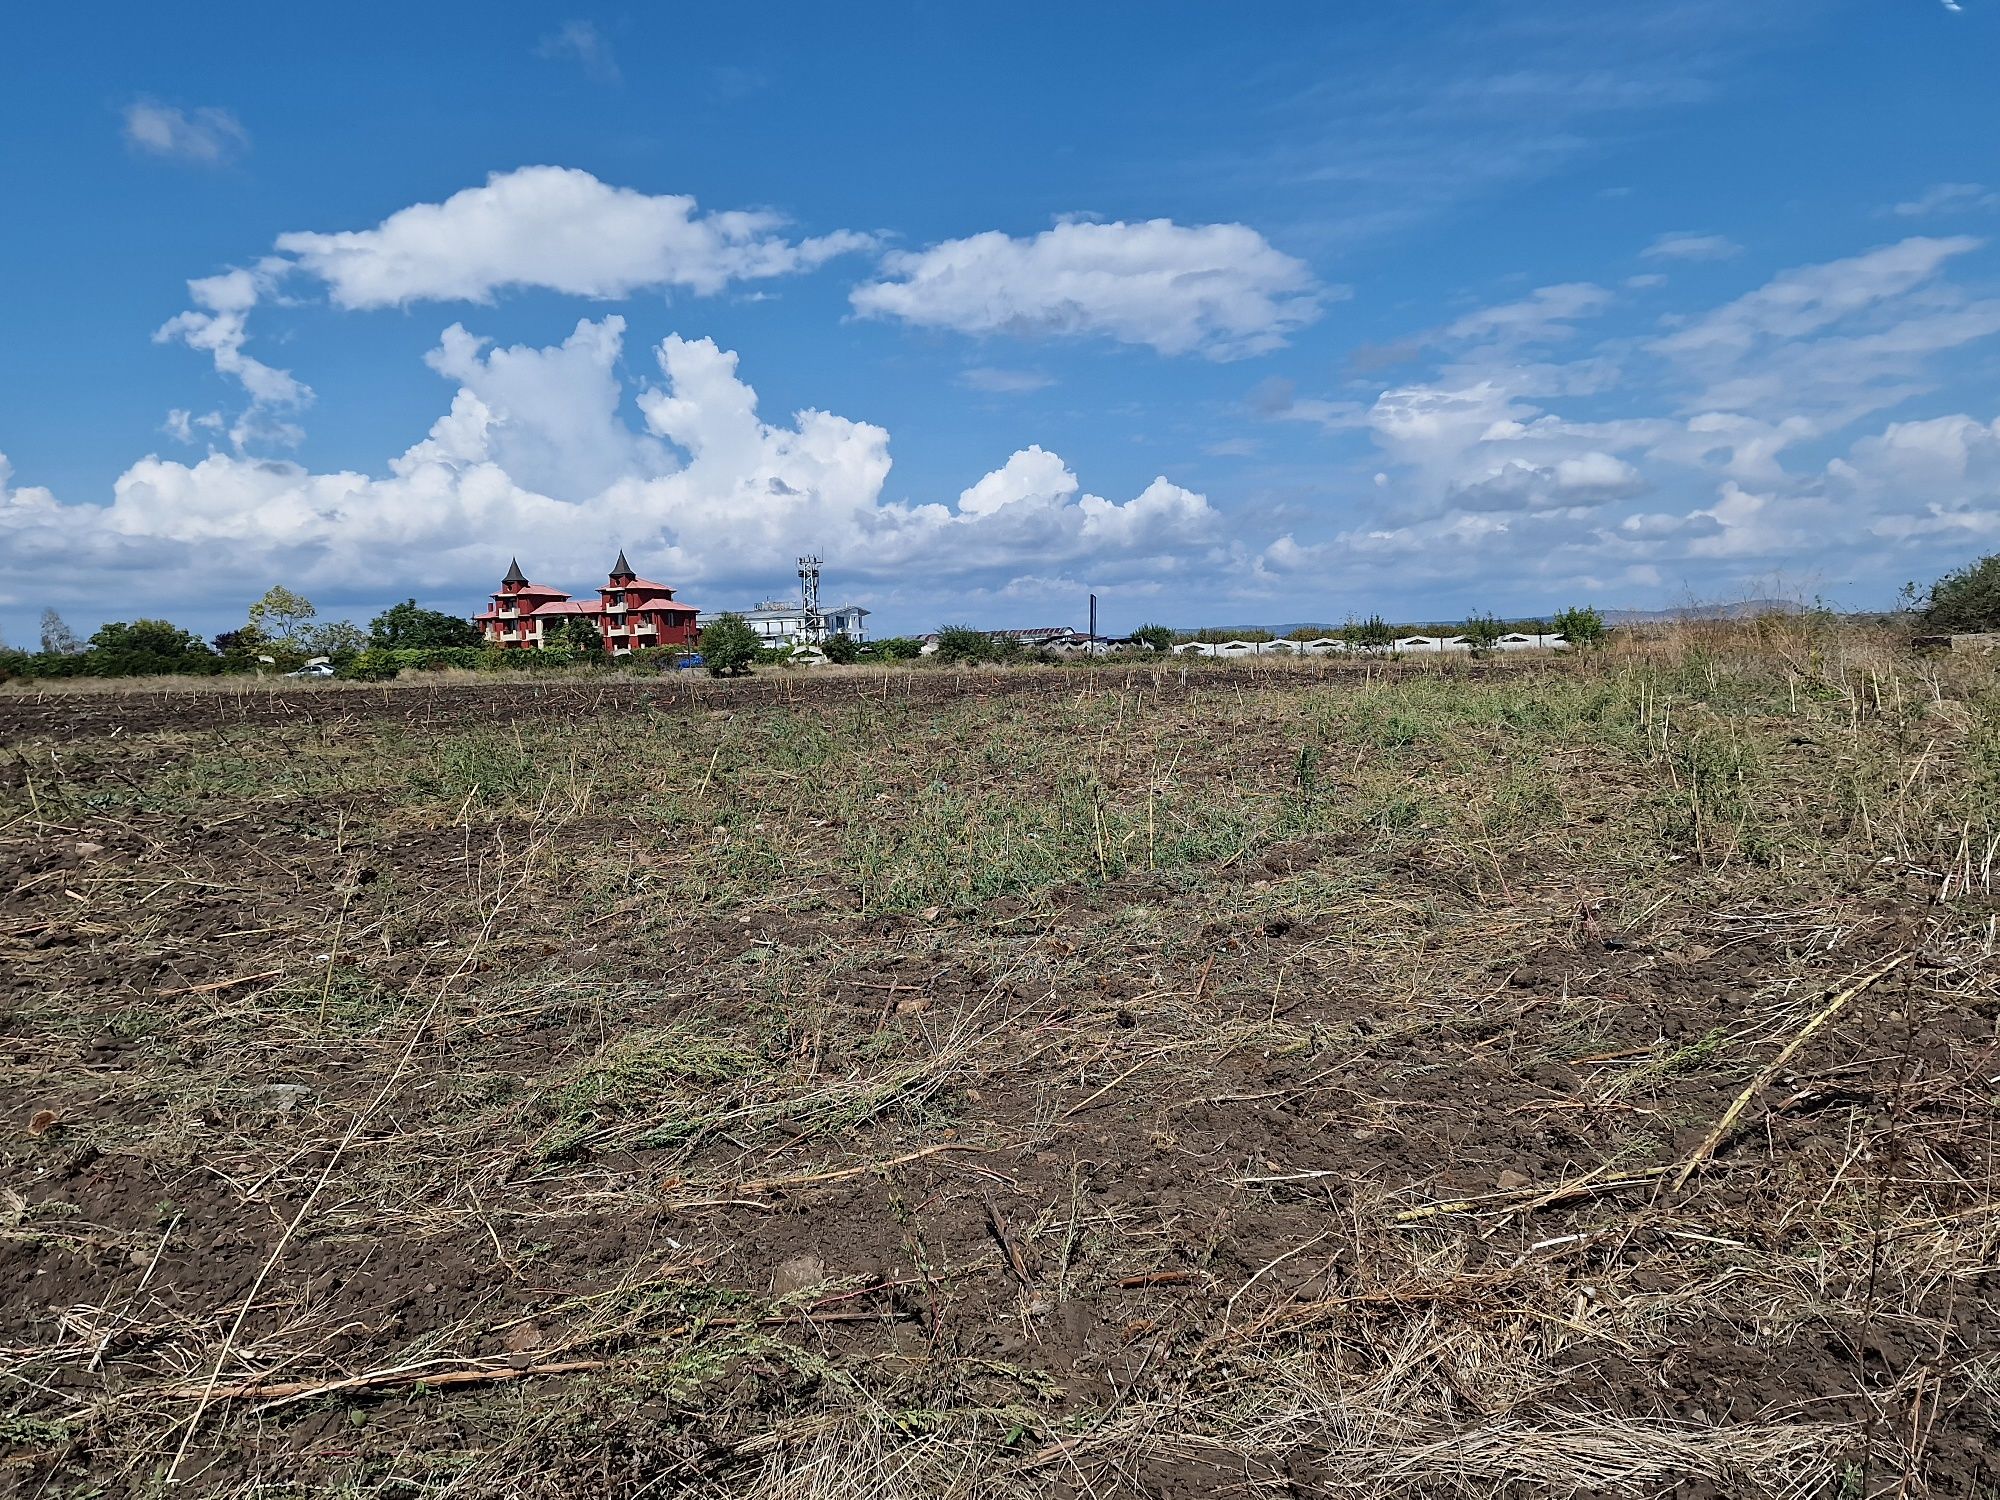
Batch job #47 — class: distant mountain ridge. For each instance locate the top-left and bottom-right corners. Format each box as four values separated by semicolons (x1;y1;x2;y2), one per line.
1600;599;1808;625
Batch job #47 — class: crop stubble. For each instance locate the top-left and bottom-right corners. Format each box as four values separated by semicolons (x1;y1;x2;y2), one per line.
3;640;1997;1498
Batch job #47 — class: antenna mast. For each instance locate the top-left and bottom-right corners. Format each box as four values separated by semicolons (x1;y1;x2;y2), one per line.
797;554;824;644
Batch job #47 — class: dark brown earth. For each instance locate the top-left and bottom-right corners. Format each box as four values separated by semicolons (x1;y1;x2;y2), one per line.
2;657;1996;1499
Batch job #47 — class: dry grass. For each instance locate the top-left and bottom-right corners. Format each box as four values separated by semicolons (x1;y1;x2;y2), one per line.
2;631;1996;1497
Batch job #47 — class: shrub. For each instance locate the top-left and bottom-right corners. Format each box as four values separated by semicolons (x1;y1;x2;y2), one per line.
1919;552;2000;633
867;636;923;661
1130;624;1176;653
344;649;403;682
933;625;990;664
341;645;577;679
819;633;862;664
1186;627;1274;644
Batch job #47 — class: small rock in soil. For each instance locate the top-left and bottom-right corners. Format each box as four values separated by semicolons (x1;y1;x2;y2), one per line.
770;1253;827;1296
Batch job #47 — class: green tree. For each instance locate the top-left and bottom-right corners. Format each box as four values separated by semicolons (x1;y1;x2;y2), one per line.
933;625;989;664
86;620;219;677
699;613;759;676
1343;615;1393;650
819;632;862;664
1919;552;2000;633
865;636;923;661
549;616;605;655
299;621;370;663
212;626;273;672
39;609;82;656
370;598;481;649
1130;623;1176;653
246;586;317;650
1552;605;1607;647
1461;613;1503;654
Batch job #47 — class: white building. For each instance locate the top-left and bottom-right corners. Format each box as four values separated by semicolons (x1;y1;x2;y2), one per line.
697;599;870;646
1173;633;1568;656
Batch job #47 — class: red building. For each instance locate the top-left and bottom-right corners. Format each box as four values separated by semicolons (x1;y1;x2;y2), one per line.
474;552;700;656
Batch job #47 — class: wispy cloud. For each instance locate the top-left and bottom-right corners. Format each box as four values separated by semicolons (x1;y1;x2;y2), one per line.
1444;282;1614;344
536;20;621;84
1642;231;1742;261
122;101;249;166
1220;0;1795;249
1889;182;1999;217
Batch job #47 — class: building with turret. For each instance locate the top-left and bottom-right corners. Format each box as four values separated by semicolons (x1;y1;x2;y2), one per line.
473;553;700;656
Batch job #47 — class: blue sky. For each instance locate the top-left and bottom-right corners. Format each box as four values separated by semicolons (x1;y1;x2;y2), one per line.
2;0;1998;642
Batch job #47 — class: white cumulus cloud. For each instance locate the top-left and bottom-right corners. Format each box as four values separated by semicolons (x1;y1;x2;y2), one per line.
0;322;1228;622
274;166;876;309
851;219;1326;359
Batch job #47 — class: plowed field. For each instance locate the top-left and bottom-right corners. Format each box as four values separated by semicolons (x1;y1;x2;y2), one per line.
4;643;1997;1498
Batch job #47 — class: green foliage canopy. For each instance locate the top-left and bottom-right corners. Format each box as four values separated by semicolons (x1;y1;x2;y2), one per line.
1919;552;2000;633
699;613;759;676
936;628;1000;664
86;619;219;677
549;616;606;655
1461;613;1504;653
370;598;482;649
1552;605;1607;647
246;586;317;649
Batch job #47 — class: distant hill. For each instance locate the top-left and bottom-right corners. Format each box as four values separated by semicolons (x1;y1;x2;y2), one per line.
1601;599;1808;625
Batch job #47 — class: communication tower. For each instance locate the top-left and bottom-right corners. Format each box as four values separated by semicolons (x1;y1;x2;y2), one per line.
797;554;824;644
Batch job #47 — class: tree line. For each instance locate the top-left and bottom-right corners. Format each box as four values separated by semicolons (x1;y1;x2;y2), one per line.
7;553;1997;684
0;588;488;681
